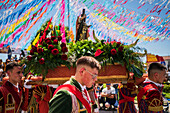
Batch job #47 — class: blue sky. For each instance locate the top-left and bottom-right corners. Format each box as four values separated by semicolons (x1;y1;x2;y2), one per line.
122;0;170;62
123;0;170;57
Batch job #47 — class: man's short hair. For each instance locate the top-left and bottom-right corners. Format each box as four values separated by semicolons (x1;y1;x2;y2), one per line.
6;62;20;72
148;63;166;76
76;56;101;70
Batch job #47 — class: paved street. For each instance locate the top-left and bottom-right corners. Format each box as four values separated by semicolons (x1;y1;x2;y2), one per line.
99;110;117;113
99;103;170;113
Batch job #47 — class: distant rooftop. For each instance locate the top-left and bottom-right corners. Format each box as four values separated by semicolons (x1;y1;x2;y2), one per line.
163;56;170;60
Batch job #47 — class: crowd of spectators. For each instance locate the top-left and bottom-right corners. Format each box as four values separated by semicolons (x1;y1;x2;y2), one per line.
0;55;24;83
95;83;119;111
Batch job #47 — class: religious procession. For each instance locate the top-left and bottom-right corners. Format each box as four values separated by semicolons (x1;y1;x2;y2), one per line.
0;0;170;113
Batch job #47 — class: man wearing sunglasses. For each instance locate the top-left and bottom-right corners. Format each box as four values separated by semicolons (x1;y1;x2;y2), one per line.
49;56;101;113
0;62;29;113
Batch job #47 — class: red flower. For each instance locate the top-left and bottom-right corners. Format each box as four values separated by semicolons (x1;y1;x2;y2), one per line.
118;46;124;52
53;39;58;44
39;58;45;64
60;43;66;48
27;55;32;61
51;36;56;40
110;40;116;45
30;50;34;55
57;36;62;41
59;23;61;30
32;46;37;52
111;49;117;55
59;23;61;27
51;49;59;55
37;48;44;54
45;38;52;44
61;47;68;53
94;49;103;57
48;44;54;50
61;54;68;60
116;42;121;47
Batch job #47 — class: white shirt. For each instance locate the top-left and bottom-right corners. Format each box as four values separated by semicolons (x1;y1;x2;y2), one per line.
102;86;115;95
144;78;163;87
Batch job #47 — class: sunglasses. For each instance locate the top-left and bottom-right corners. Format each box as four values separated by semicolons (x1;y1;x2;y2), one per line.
84;68;98;79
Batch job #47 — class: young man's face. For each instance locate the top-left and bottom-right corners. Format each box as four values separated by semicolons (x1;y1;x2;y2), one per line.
155;69;166;84
8;66;23;85
82;66;98;88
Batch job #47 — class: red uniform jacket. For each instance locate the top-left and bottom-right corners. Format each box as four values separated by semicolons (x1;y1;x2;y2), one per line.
0;81;29;113
137;79;164;113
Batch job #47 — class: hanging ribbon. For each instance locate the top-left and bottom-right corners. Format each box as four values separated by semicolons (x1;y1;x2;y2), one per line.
60;0;66;43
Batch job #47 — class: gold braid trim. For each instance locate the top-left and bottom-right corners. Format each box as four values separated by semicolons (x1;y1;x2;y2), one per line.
0;106;2;112
127;80;135;83
77;99;80;113
79;108;87;112
0;97;3;101
123;102;127;113
148;98;163;112
148;106;163;112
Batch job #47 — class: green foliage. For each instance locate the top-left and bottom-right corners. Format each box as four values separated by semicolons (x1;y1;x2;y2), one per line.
163;84;170;93
68;39;145;77
22;21;70;79
163;92;170;99
23;20;146;79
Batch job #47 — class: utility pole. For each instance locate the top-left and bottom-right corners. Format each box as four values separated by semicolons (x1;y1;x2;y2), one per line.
67;0;70;30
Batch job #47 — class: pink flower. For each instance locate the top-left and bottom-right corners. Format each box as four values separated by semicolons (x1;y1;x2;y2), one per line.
94;49;103;57
39;58;45;64
37;48;44;54
48;44;54;50
111;49;117;55
51;49;59;55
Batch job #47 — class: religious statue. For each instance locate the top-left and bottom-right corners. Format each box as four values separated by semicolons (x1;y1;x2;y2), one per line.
76;9;91;41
